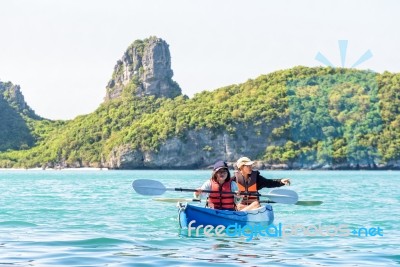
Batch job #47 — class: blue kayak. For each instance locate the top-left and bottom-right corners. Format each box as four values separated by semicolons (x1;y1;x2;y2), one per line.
178;203;274;228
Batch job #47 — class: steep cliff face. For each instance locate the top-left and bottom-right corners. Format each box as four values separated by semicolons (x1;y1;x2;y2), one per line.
0;81;38;151
0;81;39;119
105;37;181;100
107;123;273;169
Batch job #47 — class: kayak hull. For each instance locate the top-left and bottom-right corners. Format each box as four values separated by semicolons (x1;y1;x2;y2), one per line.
178;203;274;228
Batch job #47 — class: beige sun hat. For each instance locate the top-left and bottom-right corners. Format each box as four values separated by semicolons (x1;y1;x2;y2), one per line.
236;157;255;169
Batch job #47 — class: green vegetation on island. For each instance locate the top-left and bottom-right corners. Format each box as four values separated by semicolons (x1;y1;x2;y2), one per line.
0;66;399;169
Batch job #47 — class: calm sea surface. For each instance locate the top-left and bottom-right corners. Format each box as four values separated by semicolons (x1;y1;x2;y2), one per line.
0;170;399;266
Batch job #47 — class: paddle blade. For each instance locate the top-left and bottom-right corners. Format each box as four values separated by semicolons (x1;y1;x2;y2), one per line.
267;188;299;204
295;200;323;206
132;179;167;196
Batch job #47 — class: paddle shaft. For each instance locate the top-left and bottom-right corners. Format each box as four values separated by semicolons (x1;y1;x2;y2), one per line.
170;187;267;197
154;198;321;206
260;200;322;206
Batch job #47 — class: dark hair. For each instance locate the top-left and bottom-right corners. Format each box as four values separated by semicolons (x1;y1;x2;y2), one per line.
211;167;231;183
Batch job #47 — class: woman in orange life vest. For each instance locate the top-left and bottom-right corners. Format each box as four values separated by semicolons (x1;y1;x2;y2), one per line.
194;160;241;211
235;157;291;211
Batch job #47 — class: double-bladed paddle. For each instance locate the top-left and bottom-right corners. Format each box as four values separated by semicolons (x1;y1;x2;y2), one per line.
132;179;299;204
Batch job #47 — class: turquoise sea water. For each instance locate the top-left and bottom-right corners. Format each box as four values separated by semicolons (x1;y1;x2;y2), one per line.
0;170;399;266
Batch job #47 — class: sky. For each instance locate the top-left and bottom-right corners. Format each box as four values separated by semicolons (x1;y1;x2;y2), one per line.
1;0;399;120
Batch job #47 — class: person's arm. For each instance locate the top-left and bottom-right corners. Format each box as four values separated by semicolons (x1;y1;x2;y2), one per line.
256;171;291;189
231;181;243;205
193;180;211;199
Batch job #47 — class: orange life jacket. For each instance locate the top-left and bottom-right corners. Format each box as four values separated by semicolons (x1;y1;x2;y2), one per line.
235;171;259;205
207;179;236;210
